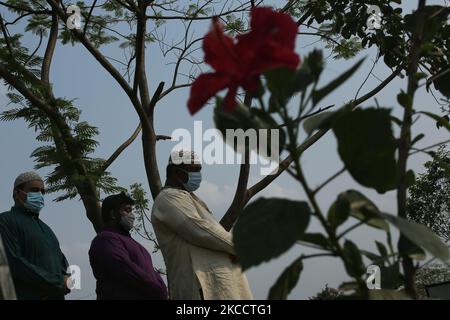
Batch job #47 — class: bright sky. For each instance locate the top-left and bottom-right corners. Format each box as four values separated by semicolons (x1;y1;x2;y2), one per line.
0;0;449;300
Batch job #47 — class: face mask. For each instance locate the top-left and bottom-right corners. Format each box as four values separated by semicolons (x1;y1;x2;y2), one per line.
23;191;45;213
180;170;202;192
119;212;135;231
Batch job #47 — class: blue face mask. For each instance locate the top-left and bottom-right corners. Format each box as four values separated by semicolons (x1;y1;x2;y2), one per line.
23;192;45;213
180;169;202;192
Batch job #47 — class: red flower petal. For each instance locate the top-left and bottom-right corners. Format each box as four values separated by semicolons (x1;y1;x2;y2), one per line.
187;73;231;115
223;85;238;112
249;7;298;49
203;18;240;75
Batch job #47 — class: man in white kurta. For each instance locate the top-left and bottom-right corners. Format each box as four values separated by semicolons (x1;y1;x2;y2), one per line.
151;150;253;300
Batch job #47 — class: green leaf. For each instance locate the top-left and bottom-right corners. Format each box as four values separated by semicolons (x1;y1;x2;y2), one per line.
233;198;311;270
332;108;397;193
375;241;388;259
268;257;303;300
328;194;351;230
419;111;450;132
406;170;416;188
432;68;450;98
411;133;425;146
302;111;334;136
265;67;296;112
343;240;366;277
380;213;449;262
398;235;426;261
312;58;365;105
298;233;329;249
289;65;315;94
397;91;412;109
288;49;324;95
339;190;389;231
360;250;383;263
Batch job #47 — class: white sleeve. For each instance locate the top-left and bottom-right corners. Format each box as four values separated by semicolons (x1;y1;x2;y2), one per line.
153;190;236;255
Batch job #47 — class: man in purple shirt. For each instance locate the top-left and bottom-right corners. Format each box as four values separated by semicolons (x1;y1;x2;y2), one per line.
89;192;167;300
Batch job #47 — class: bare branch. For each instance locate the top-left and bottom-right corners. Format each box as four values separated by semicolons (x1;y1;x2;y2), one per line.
276;104;335;129
102;123;142;172
83;0;98;35
45;0;149;128
41;12;58;84
220;94;252;231
313;167;346;195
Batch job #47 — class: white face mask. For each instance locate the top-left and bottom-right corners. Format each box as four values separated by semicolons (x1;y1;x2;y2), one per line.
119;212;135;231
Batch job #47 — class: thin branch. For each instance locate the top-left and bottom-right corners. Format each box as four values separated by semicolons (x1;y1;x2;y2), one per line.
83;0;98;35
46;0;149;129
101;123;142;172
24;31;44;66
280;0;300;13
300;253;337;260
41;12;58;84
313;167;346;195
409;139;450;156
276;105;335;129
159;83;192;100
354;51;379;102
296;8;312;26
298;32;347;51
337;219;368;240
146;3;251;20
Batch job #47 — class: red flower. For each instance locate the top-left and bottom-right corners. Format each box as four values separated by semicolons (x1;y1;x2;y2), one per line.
187;7;300;115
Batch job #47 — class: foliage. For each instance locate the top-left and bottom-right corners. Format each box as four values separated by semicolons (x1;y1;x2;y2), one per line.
415;262;450;298
309;284;341;300
407;146;450;242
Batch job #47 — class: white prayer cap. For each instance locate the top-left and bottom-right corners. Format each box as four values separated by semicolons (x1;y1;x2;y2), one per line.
14;171;43;188
168;150;201;165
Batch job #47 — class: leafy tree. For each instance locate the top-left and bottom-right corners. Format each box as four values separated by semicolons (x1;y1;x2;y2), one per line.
415;262;450;298
408;146;450;242
309;284;341;300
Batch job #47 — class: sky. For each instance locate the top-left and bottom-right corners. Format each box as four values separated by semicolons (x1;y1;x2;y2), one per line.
0;0;449;300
